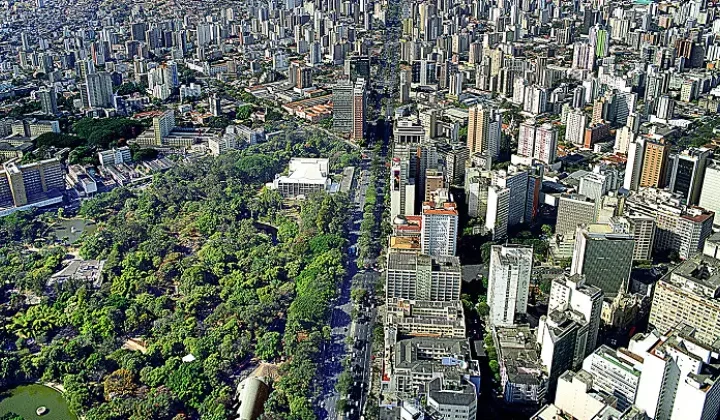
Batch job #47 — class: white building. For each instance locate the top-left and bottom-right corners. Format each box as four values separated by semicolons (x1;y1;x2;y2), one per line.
565;109;588;146
98;146;132;167
630;326;720;420
699;159;720;229
488;245;533;327
582;345;642;411
485;186;510;240
271;158;330;198
421;202;459;257
548;274;603;365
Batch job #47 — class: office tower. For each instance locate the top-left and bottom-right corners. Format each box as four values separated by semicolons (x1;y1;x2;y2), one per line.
565;109;587;146
526;164;544;224
332;80;354;133
209;94;222;117
467;104;489;155
86;71;114;108
37;87;58;116
700;159;720;229
352;80;366;141
420;202;458;257
465;168;489;219
581;345;643;411
667;148;710;205
488;245;533;327
549;274;603;365
494;166;529;227
344;55;370;82
445;144;468;186
131;22;147;42
639;138;670;188
332;79;365;140
153;110;176;146
485;185;510;240
614;91;637;126
390;149;417;219
614;125;635;155
623;137;646;191
610;215;656;262
385;249;461;301
537;309;586;397
556;194;599;236
631;327;720;420
0;158;65;209
656;95;675;119
571;224;634;296
578;173;608;201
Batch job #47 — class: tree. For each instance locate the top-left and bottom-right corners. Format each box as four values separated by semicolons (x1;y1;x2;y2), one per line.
541;224;553;237
236;104;253;120
256;331;281;361
104;368;137;400
477;302;490;317
350;288;367;304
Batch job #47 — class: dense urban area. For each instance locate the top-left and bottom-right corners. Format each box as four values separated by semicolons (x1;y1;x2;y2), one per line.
3;0;720;419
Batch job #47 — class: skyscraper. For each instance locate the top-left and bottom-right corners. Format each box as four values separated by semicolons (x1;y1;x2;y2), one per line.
37;88;58;116
556;194;599;236
488;245;533;327
639;138;670;188
571;224;634;296
333;78;366;140
385;249;462;301
699;159;720;229
667;148;710;205
420;202;459;257
565;109;587;146
86;71;114;109
467;104;489;155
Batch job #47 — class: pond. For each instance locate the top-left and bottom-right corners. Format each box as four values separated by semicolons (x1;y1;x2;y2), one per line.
0;384;77;420
50;217;96;244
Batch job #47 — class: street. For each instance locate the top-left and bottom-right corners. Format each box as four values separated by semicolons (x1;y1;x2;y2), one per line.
314;157;379;420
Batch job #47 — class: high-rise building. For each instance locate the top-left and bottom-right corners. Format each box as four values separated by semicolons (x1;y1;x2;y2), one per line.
385;249;462;301
700;159;720;230
332;80;354;134
656;95;675;119
465;168;489;219
393;119;425;144
86;71;114;108
0;158;65;212
533;124;558;165
581;345;643;411
548;274;603;365
610;216;657;262
571;224;634;296
668;148;710;205
420;202;459;257
648;252;720;347
624;188;714;259
639;137;670;188
565;109;587;146
556;194;599;236
351;79;366;141
494;166;529;227
485;185;510;240
488;245;533;327
37;88;58;116
390;147;417;219
518;120;557;164
152;110;176;146
630;327;720;420
467;104;489;155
